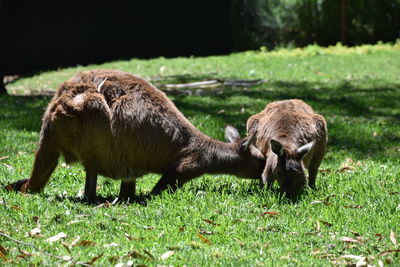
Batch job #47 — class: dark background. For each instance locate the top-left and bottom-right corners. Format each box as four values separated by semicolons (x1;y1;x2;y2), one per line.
0;0;232;74
1;0;399;79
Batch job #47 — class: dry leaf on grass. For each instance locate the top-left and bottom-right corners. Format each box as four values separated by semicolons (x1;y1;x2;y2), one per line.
108;255;120;264
0;245;7;255
340;237;362;244
351;231;361;237
390;231;397;246
337;166;354;172
61;243;71;254
340;255;368;266
378;249;400;257
343;205;364;209
143;250;155;260
197;233;211;245
319;168;332;174
60;255;72;261
190;241;201;249
375;233;383;242
340;254;364;260
124;233;137;241
316;221;321;232
69;236;81;248
203;219;219;226
336;158;362;172
116;261;135;267
66;220;82;225
160;250;175;260
46;232;67;243
260;211;279;217
158;231;165;239
1;163;13;171
0;246;7;262
27;228;42;238
32;216;40;224
73;240;96;247
104;242;119;248
337;158;357;172
11;206;22;211
16;250;33;259
257;227;279;232
319;220;333;227
86;254;103;265
199;229;213;235
127;250;150;260
311;200;331;206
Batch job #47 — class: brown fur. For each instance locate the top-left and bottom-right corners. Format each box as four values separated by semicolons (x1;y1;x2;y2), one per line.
9;69;265;203
247;99;327;198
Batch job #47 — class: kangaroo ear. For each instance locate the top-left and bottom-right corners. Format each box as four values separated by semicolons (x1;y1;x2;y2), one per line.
225;125;241;143
240;132;257;152
246;115;260;137
297;140;315;159
270;139;285;157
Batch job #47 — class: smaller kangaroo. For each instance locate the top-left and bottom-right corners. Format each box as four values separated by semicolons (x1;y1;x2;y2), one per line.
247;99;327;198
7;69;265;203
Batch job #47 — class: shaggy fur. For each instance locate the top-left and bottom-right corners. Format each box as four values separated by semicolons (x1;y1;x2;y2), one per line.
9;69;265;203
247;99;327;198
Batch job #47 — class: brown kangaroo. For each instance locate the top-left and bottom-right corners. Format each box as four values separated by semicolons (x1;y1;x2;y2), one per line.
246;99;327;198
7;69;265;203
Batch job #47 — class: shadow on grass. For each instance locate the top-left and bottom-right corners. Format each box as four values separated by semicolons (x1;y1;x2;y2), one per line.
0;94;51;132
171;79;400;161
192;179;318;203
53;193;151;206
1;77;399;161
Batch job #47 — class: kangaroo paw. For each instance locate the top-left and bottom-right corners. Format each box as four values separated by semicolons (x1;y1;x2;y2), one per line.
4;179;29;192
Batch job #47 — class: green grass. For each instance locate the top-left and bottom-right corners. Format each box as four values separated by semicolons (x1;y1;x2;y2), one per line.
1;43;399;266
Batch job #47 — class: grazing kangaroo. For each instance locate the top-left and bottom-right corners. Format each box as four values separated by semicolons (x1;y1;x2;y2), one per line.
246;99;327;198
7;69;265;203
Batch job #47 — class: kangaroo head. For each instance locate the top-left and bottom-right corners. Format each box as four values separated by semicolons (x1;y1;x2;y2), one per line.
266;139;315;198
225;125;265;179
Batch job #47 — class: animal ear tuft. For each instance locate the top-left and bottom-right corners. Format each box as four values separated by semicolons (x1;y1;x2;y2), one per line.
270;139;285;157
297;140;315;159
240;132;257;152
225;125;241;143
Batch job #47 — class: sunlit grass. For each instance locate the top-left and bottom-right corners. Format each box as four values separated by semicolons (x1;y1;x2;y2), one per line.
0;44;399;266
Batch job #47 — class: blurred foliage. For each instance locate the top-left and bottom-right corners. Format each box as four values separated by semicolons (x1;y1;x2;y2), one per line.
232;0;400;50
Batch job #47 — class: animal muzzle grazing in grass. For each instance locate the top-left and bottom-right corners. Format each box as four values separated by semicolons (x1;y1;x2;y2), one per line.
5;69;265;204
247;99;328;198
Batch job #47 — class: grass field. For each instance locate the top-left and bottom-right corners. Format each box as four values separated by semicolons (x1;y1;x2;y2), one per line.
1;43;399;266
